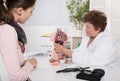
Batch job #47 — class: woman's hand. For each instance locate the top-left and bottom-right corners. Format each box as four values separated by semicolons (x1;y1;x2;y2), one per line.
54;43;72;58
27;58;37;68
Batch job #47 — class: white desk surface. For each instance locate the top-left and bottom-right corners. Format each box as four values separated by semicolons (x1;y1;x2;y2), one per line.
29;56;120;81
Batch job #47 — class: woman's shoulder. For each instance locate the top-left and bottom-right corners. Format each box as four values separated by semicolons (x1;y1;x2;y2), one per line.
0;24;16;33
103;31;116;40
99;30;117;45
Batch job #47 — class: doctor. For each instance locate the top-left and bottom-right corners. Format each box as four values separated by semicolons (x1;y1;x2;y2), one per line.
54;10;118;66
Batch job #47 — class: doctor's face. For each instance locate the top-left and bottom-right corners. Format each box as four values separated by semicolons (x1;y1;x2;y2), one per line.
85;22;100;38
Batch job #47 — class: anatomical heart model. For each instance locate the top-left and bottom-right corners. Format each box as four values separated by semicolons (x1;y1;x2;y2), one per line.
49;28;67;65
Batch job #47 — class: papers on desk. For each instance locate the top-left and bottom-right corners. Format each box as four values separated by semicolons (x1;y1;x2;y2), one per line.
24;50;49;57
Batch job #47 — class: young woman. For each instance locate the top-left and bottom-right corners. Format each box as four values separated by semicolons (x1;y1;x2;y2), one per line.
7;0;36;53
0;0;37;81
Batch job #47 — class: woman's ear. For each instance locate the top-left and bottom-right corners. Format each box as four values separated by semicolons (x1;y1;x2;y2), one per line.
16;7;24;16
96;27;101;33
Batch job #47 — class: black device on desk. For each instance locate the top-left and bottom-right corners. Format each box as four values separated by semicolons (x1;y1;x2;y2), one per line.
56;67;90;73
56;66;105;81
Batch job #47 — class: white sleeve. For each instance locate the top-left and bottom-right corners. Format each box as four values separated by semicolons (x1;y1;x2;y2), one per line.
72;38;117;66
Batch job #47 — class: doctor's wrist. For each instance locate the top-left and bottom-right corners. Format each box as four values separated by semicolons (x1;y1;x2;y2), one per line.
64;48;72;58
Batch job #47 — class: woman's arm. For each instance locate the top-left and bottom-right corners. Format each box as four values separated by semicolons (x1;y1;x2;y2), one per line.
0;25;34;81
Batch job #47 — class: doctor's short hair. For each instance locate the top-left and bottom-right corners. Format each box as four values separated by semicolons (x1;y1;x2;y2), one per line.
83;10;107;32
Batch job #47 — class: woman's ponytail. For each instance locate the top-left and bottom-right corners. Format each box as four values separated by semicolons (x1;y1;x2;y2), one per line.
0;0;13;24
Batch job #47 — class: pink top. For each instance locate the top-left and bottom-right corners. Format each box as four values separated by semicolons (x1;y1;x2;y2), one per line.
0;24;33;81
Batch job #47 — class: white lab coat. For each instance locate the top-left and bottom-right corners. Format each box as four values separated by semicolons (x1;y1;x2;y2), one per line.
72;30;119;67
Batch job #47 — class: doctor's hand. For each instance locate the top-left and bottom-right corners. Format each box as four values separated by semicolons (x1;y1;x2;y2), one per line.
54;43;66;54
54;43;72;58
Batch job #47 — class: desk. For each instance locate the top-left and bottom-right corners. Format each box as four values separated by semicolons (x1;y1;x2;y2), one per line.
29;56;120;81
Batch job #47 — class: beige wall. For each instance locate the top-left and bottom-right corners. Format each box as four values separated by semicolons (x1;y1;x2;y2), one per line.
110;0;120;40
24;0;120;52
90;0;120;40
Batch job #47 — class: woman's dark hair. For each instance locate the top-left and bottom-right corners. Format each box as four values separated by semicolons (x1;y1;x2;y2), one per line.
0;0;36;24
83;10;107;32
0;0;13;24
6;0;36;11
